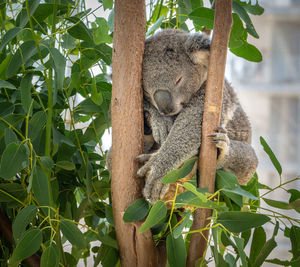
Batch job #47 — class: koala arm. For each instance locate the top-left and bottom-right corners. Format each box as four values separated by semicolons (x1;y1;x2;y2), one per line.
137;94;204;203
217;139;258;185
143;99;174;145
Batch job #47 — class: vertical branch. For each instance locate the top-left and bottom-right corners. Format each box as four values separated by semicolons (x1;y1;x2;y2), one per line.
111;1;159;266
187;0;232;265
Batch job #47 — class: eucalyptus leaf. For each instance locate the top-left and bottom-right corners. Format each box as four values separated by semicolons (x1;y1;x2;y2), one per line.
20;73;33;113
140;200;167;233
10;228;42;265
0;79;16;89
188;7;215;30
60;219;87;250
260;136;282;175
67;17;93;43
0;27;22;51
166;233;187;267
41;243;59;267
230;42;262;62
162;157;197;184
0;142;28;180
217;211;270;233
250;227;266;265
123;198;150;223
12;205;38;243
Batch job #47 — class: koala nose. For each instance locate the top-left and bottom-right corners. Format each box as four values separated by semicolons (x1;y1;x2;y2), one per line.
153;90;173;115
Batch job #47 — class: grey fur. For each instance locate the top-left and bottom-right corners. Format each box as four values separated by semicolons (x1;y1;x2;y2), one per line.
137;29;258;203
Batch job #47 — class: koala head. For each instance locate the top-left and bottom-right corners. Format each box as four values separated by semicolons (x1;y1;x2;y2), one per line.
142;29;210;116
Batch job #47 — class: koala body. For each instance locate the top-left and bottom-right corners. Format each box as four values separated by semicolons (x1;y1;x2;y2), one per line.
137;29;258;203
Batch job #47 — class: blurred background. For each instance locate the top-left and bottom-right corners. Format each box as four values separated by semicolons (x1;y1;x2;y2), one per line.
227;0;300;262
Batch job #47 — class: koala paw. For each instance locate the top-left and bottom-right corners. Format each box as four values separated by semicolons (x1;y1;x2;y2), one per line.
143;173;169;204
208;126;230;155
136;154;169;204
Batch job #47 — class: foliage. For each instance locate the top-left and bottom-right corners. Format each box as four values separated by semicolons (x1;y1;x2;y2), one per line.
0;0;298;267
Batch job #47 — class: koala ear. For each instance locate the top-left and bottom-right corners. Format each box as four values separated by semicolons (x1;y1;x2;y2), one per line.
184;33;210;66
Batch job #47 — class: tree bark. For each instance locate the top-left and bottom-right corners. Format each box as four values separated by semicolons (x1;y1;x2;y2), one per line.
187;1;233;266
111;1;160;266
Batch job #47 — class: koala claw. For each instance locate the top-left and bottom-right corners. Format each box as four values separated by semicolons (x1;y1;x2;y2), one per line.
136;163;151;178
135;154;152;164
210;132;230;152
143;178;169;204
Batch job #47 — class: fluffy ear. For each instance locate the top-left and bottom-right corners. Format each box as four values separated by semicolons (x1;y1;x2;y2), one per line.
184;33;210;66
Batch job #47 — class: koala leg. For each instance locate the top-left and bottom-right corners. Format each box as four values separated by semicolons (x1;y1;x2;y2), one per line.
216;139;258;185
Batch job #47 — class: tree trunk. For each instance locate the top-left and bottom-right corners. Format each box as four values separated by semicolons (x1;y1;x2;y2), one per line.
111;1;160;266
187;1;233;266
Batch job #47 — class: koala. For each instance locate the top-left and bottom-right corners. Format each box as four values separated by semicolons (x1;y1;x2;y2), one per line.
136;29;258;204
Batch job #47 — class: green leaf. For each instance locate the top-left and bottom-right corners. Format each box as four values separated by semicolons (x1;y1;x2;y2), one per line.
147;15;165;37
16;0;40;28
49;48;66;91
260;137;282;175
252;222;279;267
289;189;300;203
10;228;42;265
233;236;247;267
32;165;51;207
97;234;118;250
56;161;75;171
162;157;197;184
108;10;114;32
12;205;37;243
173;210;192;239
166;233;187;267
290;226;300;259
188;7;215;30
75;97;101;115
230;42;262;62
0;54;11;79
237;0;264;16
20;73;33;113
253;238;277;267
0;27;22;51
41;243;59;267
91;78;103;105
265;259;290;266
4;128;18;145
67;17;93;43
94;18;112;44
0;183;27;204
61;34;76;49
217;211;270;233
40;156;54;169
80;113;108;144
123;198;150;223
0;143;28;180
103;0;113;10
0;79;16;89
28;111;47;141
249;227;266;265
229;13;247;49
140;200;167;233
233;1;259;38
7;40;37;77
263;198;291;210
175;187;226;211
60;219;87;250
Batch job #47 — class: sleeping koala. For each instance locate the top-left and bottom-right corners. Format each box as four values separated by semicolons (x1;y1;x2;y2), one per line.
136;29;258;204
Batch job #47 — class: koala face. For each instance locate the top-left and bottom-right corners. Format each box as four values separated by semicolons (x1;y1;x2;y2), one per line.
142;29;210;116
